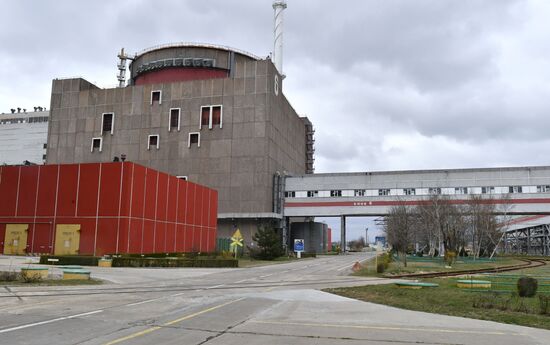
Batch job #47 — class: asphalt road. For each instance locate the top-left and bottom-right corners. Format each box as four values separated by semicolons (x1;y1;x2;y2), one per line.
1;253;549;345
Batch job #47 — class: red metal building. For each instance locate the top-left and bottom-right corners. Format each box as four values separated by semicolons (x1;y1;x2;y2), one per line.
0;162;217;256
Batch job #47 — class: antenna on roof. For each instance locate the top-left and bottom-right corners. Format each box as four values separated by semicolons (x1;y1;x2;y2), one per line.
272;0;287;78
117;48;132;87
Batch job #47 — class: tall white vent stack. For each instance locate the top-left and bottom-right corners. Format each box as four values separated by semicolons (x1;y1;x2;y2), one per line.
272;0;287;76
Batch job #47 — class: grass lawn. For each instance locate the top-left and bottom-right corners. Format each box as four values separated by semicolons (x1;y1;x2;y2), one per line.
327;272;550;330
354;256;527;277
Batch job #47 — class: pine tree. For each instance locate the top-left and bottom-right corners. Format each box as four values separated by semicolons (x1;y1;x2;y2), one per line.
251;225;283;260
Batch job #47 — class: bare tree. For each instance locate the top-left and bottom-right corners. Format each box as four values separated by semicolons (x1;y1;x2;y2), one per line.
385;203;416;267
416;194;466;257
466;195;503;258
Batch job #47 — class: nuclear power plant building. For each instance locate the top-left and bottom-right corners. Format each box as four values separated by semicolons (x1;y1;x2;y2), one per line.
45;43;314;242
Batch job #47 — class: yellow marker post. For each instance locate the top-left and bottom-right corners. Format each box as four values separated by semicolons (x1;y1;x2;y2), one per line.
230;229;243;258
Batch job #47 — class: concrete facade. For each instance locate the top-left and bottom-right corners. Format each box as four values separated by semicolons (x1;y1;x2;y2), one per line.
45;44;312;244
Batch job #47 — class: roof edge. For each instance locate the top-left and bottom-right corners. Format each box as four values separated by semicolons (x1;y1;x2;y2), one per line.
134;42;262;61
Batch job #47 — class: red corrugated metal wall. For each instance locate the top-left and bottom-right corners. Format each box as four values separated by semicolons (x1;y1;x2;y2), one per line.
0;162;217;256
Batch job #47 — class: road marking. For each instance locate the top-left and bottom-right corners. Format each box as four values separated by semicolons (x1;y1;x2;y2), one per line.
126;299;158;307
0;310;103;334
206;284;225;289
234;278;249;283
249;320;524;336
103;298;245;345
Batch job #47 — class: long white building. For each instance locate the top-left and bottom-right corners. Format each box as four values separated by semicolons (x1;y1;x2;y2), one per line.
284;166;550;217
0;110;48;165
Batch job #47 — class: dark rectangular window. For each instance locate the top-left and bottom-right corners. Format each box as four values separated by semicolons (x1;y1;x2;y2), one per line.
455;187;468;195
509;186;522;193
91;138;102;152
212;106;222;126
42;154;47;160
307;190;318;197
102;113;113;134
201;108;210;127
148;135;159;150
330;190;342;197
151;91;161;104
200;105;223;129
378;189;390;196
354;189;365;196
428;187;441;195
189;133;200;147
482;186;495;194
43;143;47;149
403;188;415;195
170;109;180;131
285;191;296;198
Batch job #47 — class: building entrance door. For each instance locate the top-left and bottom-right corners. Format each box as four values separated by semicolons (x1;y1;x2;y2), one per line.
54;224;81;255
3;224;29;255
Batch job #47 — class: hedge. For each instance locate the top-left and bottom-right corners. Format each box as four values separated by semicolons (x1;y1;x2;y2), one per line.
111;257;238;268
109;252;210;259
39;255;100;266
300;252;317;258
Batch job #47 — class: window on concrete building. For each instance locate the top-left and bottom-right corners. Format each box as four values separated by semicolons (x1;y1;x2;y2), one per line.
102;113;114;134
403;188;416;195
200;105;223;129
169;108;180;131
509;186;522;193
188;132;200;148
482;186;495;194
537;185;550;193
428;187;441;195
91;137;102;152
43;143;47;149
307;190;319;197
330;190;342;197
455;187;468;195
151;90;162;105
148;134;159;150
378;189;390;196
177;176;188;181
285;191;296;198
42;154;47;160
354;189;365;197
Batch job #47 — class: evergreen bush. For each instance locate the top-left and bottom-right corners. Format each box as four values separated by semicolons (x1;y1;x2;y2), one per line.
517;277;538;297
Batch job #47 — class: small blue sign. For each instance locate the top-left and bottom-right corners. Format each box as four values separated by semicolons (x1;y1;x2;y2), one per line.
294;239;305;252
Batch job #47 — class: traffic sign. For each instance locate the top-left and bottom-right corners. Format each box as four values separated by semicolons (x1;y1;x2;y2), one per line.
294;239;304;252
230;229;243;247
230;229;244;258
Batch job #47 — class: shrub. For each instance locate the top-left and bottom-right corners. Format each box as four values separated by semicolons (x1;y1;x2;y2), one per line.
0;271;18;282
21;271;42;284
111;257;238;268
444;251;457;266
517;277;538;297
40;255;100;266
300;252;317;258
376;262;386;273
539;295;550;315
250;225;283;260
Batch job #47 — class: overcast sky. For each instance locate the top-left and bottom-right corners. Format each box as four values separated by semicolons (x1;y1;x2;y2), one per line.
2;0;549;241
